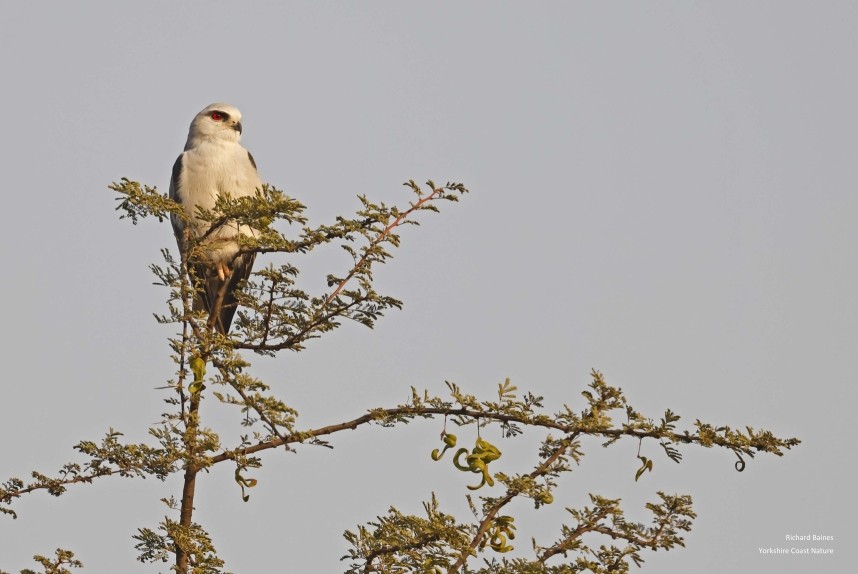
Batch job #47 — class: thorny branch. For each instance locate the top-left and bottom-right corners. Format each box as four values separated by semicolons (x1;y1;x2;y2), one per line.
450;436;578;571
0;179;799;573
1;390;799;516
322;183;452;309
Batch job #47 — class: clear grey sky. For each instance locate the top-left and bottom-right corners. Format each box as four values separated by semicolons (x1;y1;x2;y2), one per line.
1;2;855;572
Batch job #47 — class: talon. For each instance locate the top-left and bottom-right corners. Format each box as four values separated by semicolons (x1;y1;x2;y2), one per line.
216;261;232;281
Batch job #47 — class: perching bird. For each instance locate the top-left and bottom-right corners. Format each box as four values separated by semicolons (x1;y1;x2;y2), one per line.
169;103;262;333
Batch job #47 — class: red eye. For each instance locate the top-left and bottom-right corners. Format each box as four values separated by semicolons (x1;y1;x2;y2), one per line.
211;111;224;121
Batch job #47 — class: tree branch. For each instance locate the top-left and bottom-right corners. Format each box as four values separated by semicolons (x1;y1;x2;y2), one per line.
322;185;449;310
209;404;797;465
450;436;577;571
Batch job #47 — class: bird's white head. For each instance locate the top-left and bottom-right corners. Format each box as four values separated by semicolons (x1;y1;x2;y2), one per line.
186;103;244;148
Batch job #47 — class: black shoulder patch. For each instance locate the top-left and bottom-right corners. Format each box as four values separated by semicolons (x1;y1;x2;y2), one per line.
170;154;184;199
247;151;257;171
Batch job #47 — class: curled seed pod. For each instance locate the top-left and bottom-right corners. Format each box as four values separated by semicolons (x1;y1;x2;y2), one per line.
431;433;459;461
537;491;554;505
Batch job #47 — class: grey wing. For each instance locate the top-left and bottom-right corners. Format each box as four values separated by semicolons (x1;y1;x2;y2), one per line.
170;153;224;330
169;153;186;249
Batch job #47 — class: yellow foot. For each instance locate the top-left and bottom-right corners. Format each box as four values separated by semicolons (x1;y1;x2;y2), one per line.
216;261;232;282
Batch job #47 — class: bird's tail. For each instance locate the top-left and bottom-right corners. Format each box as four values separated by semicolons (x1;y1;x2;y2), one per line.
190;255;256;334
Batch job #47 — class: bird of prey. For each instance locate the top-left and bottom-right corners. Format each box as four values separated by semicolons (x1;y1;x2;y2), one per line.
169;103;262;333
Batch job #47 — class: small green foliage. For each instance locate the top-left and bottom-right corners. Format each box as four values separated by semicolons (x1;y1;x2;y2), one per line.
340;373;798;572
0;177;800;574
4;363;800;573
0;549;82;574
526;492;697;571
0;430;179;523
111;178;182;225
134;519;230;574
342;494;473;574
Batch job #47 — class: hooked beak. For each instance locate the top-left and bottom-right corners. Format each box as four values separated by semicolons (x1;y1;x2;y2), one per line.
233;121;243;134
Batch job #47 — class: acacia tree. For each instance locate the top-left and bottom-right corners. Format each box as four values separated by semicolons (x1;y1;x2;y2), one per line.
1;179;799;573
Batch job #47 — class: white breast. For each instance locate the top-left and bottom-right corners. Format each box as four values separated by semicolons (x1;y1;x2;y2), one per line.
177;140;262;266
